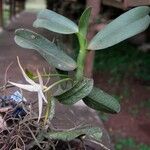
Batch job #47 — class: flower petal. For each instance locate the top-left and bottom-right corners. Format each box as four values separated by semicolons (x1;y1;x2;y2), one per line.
36;69;44;89
17;57;36;86
37;92;43;122
39;90;47;103
9;81;37;92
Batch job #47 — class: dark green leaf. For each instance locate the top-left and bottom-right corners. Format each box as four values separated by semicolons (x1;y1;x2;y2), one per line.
33;9;78;34
79;7;91;38
14;29;76;71
88;6;150;50
44;127;102;141
83;87;120;113
55;78;93;105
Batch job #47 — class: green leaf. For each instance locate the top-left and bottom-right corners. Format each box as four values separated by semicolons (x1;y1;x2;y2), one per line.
83;87;120;113
33;9;78;34
14;29;76;71
79;7;91;38
55;78;93;105
44;127;102;141
88;6;150;50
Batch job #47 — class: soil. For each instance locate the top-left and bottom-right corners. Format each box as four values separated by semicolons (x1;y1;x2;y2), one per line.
94;72;150;145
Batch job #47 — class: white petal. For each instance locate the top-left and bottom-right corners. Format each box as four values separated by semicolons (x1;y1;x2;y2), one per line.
37;92;43;122
39;90;47;103
36;69;44;89
17;57;36;86
9;81;37;92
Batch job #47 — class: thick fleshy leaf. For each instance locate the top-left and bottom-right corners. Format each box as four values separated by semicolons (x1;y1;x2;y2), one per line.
83;87;120;113
88;6;150;50
33;9;78;34
55;78;93;105
14;29;76;71
79;7;91;38
44;127;102;141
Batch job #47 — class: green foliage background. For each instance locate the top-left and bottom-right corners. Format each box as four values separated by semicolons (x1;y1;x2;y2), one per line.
115;138;150;150
94;42;150;82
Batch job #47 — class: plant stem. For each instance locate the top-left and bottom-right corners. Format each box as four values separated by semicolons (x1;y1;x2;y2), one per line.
44;92;55;125
76;33;87;81
33;73;68;79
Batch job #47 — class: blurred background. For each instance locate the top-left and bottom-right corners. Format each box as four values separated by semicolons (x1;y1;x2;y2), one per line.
0;0;150;149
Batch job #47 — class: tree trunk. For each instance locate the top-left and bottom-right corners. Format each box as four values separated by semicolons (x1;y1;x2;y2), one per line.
9;0;16;20
84;0;101;78
0;0;3;28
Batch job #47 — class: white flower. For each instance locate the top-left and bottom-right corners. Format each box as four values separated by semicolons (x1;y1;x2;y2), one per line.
9;57;47;122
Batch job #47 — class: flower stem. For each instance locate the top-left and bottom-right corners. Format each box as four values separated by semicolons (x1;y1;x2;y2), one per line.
44;78;72;92
44;92;55;125
76;33;87;81
33;73;68;79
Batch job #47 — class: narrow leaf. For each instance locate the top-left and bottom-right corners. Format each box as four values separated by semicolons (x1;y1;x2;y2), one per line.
79;7;91;38
33;9;78;34
14;29;76;71
55;78;93;105
44;127;102;141
88;6;150;50
83;87;120;113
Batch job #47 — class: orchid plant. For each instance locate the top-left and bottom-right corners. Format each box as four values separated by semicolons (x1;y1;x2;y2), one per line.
9;6;150;145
